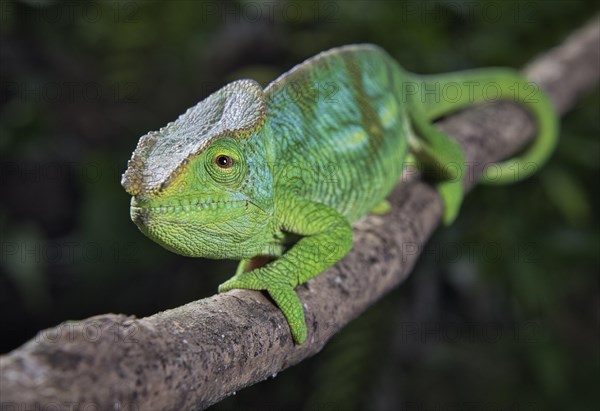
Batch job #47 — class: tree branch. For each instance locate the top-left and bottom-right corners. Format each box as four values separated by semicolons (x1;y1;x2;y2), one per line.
1;17;598;411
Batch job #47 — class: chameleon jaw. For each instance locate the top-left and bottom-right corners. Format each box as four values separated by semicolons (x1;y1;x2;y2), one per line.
129;196;255;228
129;197;273;259
131;196;251;214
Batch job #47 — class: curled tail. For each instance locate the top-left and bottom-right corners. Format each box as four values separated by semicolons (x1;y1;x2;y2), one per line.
414;68;559;185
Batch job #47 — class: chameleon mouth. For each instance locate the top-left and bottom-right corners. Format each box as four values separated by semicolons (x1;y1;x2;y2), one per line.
131;200;249;214
129;196;264;226
130;206;150;227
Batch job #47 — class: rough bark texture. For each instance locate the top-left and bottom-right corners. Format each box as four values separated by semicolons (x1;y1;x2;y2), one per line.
1;17;598;411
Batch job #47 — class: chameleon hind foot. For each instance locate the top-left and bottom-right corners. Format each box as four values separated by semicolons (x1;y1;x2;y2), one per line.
369;199;392;215
437;179;463;224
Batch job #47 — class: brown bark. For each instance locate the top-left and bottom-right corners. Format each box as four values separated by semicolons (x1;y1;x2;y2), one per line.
1;17;598;411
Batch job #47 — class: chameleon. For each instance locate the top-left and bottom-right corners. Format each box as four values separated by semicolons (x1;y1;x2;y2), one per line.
121;45;558;344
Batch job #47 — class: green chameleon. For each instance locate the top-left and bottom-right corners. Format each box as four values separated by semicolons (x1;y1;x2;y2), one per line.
121;45;557;344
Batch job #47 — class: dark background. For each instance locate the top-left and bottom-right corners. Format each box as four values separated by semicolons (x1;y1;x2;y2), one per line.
1;1;598;410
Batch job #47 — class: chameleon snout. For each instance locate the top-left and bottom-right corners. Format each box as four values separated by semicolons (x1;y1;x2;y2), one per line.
130;204;150;227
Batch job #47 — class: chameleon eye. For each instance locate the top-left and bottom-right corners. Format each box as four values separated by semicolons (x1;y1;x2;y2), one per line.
204;139;246;186
215;155;234;169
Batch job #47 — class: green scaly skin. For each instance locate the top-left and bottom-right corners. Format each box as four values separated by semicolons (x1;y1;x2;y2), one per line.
121;45;558;344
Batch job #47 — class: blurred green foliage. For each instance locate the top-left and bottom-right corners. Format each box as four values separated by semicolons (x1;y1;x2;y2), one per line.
1;0;598;410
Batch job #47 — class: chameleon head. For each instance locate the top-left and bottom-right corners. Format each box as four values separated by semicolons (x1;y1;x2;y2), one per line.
121;80;274;259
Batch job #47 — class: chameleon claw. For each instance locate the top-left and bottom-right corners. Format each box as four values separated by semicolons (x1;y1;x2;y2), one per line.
267;285;307;344
219;274;308;344
218;268;275;293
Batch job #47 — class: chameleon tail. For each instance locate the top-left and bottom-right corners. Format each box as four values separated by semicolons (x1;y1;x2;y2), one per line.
413;68;558;185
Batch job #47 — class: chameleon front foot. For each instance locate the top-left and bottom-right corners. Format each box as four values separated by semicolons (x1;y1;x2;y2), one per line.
267;285;307;344
218;271;308;344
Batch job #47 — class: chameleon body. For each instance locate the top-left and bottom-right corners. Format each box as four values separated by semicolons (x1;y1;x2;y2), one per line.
122;45;557;344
